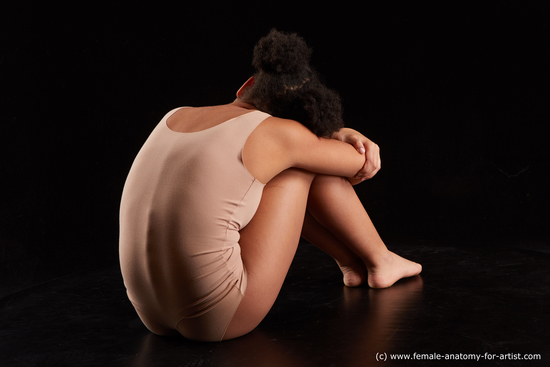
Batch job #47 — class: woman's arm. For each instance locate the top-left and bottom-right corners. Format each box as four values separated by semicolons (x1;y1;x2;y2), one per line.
270;118;366;179
332;127;381;181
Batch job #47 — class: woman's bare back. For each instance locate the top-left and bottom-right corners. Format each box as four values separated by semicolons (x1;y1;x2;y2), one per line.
166;104;255;133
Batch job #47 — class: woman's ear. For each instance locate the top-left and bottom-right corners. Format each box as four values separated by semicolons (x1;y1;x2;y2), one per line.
236;76;255;98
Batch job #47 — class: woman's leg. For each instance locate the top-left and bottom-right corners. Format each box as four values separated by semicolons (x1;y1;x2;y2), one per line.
301;210;367;287
224;168;316;339
305;175;422;289
224;170;421;339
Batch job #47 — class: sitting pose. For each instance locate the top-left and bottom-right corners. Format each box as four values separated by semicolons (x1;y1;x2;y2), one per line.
119;29;421;342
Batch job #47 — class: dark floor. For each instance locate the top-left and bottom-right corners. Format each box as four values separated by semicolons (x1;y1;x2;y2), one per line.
1;240;549;366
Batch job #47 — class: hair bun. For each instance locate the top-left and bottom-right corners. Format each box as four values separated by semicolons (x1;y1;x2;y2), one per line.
252;29;312;75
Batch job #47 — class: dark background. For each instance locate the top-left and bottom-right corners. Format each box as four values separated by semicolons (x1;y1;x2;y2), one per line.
1;2;548;297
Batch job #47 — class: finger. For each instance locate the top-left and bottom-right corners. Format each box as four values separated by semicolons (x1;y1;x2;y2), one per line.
358;159;380;180
355;140;366;154
374;144;381;170
356;163;373;180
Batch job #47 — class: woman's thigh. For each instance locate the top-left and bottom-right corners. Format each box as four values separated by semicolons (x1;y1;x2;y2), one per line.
223;168;315;339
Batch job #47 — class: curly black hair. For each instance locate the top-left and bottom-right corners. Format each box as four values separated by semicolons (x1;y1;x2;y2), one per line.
241;29;344;138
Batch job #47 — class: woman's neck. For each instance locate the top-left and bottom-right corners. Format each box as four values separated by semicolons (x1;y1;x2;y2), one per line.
231;99;257;110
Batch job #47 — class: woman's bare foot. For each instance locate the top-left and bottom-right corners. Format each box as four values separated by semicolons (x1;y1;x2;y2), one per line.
366;251;422;289
336;260;367;287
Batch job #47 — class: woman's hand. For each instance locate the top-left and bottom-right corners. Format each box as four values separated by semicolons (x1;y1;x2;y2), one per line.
332;128;381;184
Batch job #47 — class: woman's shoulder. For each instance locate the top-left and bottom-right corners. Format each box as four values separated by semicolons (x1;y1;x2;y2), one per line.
258;115;320;150
167;104;260;133
261;115;315;135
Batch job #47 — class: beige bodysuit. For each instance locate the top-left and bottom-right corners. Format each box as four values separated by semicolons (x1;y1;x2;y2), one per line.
119;107;270;341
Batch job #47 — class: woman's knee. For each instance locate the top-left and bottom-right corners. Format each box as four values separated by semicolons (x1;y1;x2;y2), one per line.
269;168;316;189
309;174;351;197
312;173;350;187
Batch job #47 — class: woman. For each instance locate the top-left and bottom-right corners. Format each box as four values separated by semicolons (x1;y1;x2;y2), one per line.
119;29;421;342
